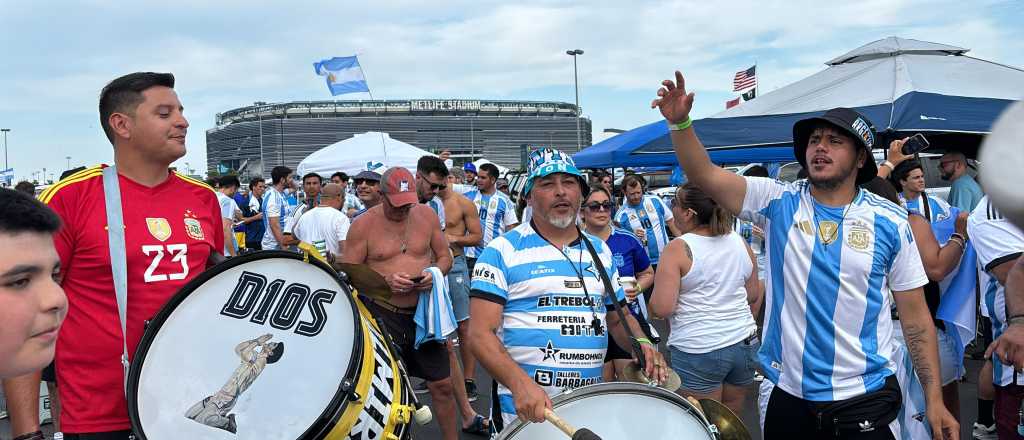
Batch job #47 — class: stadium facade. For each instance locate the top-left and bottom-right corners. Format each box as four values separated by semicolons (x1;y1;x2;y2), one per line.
205;99;592;178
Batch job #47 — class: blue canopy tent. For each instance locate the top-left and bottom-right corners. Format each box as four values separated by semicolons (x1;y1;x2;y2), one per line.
575;37;1024;168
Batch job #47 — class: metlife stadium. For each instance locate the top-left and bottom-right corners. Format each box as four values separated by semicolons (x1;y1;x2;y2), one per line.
206;99;592;178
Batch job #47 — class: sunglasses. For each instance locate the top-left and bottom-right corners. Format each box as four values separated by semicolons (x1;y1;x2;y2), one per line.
354;179;379;186
418;173;447;191
584;201;614;212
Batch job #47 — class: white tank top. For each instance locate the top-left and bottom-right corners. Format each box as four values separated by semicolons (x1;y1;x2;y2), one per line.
667;231;757;354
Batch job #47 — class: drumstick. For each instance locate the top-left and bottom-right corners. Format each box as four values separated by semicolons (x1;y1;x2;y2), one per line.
543;408;602;440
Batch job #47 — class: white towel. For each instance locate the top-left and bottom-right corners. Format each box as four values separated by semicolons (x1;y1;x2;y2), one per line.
414;267;457;348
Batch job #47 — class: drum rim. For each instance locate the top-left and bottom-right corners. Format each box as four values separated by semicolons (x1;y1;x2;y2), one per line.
126;250;365;440
498;382;716;438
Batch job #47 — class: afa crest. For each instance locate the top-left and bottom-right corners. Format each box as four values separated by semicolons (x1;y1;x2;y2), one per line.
847;225;872;251
183;210;205;240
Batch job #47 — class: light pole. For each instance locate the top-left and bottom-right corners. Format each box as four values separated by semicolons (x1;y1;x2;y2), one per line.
566;49;584;151
66;156;71;170
1;128;10;171
254;102;266;177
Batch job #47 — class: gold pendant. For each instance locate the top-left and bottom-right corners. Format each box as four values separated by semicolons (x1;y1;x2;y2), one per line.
818;220;839;245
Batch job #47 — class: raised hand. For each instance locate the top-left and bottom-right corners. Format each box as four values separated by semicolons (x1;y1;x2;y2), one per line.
651;71;695;124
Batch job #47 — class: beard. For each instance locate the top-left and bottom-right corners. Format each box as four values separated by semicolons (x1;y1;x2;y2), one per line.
940;169;953;181
809;161;858;191
548;213;577;229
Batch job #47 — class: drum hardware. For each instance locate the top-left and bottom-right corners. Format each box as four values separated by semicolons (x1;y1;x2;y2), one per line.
697;398;751;440
543;408;603;440
367;312;433;427
622;362;682;392
338;263;393;301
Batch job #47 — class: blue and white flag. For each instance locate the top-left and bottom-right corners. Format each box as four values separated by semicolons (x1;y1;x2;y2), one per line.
414;266;457;349
934;207;978;376
313;56;370;96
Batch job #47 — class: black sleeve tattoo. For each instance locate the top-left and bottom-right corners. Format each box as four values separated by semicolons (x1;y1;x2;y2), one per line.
681;240;693;260
903;325;933;388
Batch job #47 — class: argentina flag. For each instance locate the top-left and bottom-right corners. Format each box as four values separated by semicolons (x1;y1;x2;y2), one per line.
313;56;369;96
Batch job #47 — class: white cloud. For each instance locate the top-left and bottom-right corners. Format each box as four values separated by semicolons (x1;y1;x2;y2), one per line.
1;0;1020;180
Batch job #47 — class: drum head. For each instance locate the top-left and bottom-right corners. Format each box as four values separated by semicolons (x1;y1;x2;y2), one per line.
128;251;361;440
498;382;715;440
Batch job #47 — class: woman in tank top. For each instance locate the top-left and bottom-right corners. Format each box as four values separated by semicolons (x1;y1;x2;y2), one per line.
650;183;761;415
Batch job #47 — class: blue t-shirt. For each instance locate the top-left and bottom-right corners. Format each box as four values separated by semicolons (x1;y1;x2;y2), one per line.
232;192;249;233
606;227;651;278
948;174;983;213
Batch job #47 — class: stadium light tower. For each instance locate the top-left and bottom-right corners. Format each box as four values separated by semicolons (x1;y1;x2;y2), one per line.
254;101;266;177
1;128;10;171
565;49;584;151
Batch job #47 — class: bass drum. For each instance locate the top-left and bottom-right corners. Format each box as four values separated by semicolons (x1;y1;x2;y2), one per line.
128;251;413;440
497;382;719;439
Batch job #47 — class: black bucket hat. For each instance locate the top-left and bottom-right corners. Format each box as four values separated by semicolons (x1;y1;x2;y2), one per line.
792;107;878;185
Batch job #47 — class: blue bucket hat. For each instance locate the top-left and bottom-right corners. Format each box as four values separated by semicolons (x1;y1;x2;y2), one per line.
522;148;589;197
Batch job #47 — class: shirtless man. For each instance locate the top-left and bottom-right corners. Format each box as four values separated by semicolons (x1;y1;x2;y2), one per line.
438;167;486;403
342;167;459;440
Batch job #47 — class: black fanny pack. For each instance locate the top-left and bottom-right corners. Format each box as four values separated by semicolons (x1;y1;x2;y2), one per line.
811;375;902;436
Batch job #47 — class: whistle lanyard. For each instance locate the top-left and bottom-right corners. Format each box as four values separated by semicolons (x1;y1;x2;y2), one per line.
547;235;604;336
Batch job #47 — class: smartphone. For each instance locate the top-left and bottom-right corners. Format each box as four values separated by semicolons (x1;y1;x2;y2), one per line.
409;275;425;283
901;133;930;155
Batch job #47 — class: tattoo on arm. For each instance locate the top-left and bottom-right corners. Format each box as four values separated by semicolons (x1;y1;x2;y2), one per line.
903;324;934;388
681;240;692;260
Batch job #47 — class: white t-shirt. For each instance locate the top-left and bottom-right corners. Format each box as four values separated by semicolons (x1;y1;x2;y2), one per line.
668;232;756;353
217;192;240;221
261;187;290;250
969;196;1024;386
292;206;351;258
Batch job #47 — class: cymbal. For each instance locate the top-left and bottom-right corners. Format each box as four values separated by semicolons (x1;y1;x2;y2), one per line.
698;398;751;440
621;362;682;392
336;263;392;301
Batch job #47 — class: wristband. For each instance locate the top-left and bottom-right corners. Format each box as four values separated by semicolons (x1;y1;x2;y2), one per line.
667;117;693;131
880;161;895;171
1008;316;1024;327
950;233;967;242
947;237;965;250
634;337;653;345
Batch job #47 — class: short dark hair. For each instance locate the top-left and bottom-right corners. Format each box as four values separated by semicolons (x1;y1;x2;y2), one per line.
99;72;175;144
219;175;240;190
0;188;61;236
271;166;292;185
302;173;322;185
892;159;923;185
205;177;220;188
590;169;610;180
744;165;770;178
417;156;449;178
249;177;265;191
622;174;646;189
330;171;348;182
14;181;35;195
60;166;87;181
267;342;285;364
478;163;500;179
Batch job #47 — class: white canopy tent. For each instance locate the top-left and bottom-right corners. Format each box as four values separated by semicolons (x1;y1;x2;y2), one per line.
296;132;436;177
472;158;510;177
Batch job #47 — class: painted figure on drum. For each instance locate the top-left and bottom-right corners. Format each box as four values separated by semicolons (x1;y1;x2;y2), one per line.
184;334;285;434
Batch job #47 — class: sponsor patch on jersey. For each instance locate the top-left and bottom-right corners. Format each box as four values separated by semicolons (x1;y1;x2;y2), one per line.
796;220;814;236
146;217;172;242
564;280;583;289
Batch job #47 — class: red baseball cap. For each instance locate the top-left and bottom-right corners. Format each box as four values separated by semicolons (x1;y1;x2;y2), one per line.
381;167;418;207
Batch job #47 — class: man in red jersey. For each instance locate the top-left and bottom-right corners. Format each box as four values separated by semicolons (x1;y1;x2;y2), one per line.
8;72;223;440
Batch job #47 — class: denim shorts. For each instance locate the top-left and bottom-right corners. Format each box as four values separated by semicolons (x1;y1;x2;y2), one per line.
670;338;759;394
447;255;471;322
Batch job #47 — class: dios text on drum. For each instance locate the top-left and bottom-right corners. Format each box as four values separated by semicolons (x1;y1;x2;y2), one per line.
219;271;337;337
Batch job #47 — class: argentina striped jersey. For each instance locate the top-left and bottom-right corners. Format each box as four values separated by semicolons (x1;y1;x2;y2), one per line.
464;189;518;258
261;186;291;250
901;193;952;223
615;195;674;264
740;177;927;401
469;223;625;426
968;196;1024;386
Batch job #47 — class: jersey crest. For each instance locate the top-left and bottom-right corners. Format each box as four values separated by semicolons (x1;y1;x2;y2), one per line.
146;218;172;242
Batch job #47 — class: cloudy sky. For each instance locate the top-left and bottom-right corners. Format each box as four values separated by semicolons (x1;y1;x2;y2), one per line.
2;0;1022;182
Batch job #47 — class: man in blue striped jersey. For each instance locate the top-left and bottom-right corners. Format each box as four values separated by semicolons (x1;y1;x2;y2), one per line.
969;196;1024;438
653;71;957;439
468;148;667;431
464;163;518;272
615;174;681;268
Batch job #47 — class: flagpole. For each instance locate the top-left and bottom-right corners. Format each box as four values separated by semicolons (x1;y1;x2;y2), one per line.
754;60;758;99
355;54;389;164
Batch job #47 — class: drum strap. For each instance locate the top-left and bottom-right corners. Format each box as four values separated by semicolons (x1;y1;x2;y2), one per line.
578;228;647;373
102;165;131;396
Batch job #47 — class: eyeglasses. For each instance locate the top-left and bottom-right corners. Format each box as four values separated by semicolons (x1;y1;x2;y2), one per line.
354;179;379;186
418;173;447;191
584;202;614;212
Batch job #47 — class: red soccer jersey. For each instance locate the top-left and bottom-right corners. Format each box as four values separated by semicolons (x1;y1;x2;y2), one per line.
40;165;224;433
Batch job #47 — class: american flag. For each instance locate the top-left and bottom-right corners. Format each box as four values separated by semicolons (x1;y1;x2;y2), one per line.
733;65;756;92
